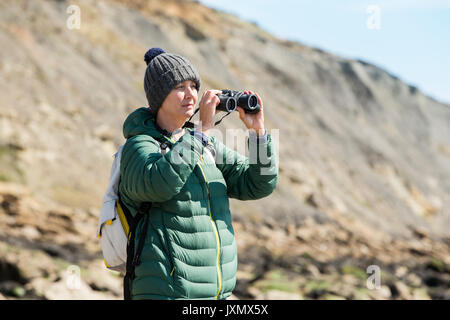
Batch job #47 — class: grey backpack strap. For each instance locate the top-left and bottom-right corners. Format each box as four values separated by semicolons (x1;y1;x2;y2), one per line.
159;141;170;155
204;144;216;164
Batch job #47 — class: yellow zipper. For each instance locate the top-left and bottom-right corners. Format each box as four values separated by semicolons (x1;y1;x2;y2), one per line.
198;155;222;299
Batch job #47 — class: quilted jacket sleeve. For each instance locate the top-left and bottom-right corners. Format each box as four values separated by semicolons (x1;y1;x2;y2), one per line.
212;133;278;200
119;132;204;203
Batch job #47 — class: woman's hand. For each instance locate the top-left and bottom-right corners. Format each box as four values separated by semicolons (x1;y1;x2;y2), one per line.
237;91;265;136
198;89;222;134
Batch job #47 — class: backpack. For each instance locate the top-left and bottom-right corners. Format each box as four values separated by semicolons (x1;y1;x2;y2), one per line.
97;140;169;298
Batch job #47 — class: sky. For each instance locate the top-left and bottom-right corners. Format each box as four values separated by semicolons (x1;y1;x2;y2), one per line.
199;0;450;104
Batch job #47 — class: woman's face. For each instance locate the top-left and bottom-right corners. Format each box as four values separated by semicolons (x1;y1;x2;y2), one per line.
159;80;198;121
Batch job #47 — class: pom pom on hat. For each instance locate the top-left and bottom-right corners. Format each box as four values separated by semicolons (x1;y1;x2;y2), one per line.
144;47;166;66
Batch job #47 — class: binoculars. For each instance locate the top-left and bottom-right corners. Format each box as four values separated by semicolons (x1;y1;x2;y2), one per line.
216;90;261;114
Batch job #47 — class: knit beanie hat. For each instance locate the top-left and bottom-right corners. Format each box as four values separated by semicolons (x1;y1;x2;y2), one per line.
143;48;201;114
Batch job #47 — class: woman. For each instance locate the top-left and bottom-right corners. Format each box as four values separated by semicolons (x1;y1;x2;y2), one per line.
119;48;278;300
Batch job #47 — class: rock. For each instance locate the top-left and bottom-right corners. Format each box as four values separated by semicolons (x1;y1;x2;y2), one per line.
327;282;355;299
247;286;263;299
395;266;408;277
296;228;314;241
367;285;391;300
406;273;422;287
83;261;123;297
0;182;30;198
411;227;429;239
340;274;359;285
425;258;450;273
93;124;114;142
260;290;303;300
305;192;333;211
20;225;41;241
29;270;118;300
412;288;431;300
11;286;26;298
0;258;28;284
0;281;26;298
87;207;100;218
322;294;346;300
352;288;372;300
393;281;413;299
305;264;321;277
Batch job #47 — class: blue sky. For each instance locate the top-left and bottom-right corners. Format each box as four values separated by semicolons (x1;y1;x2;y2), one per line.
199;0;450;104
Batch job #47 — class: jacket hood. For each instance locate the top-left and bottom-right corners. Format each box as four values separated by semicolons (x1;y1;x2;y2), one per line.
123;107;163;140
123;107;193;142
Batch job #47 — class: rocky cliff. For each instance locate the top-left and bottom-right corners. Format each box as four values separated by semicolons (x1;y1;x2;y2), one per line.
0;0;449;299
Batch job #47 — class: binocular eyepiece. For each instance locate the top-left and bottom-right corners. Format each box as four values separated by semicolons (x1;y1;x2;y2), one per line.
216;90;261;114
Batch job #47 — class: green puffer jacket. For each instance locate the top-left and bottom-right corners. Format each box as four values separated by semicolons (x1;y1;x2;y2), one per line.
119;107;278;300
